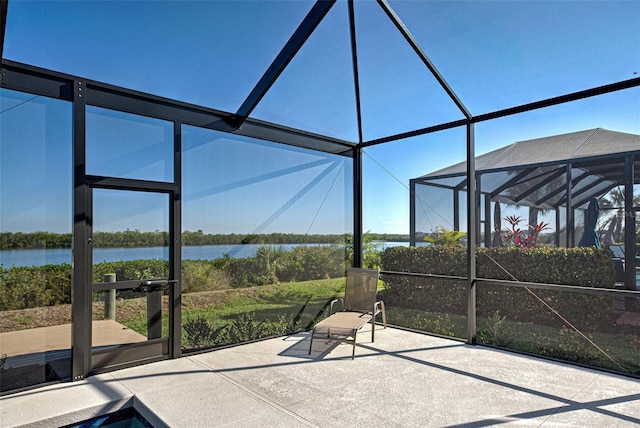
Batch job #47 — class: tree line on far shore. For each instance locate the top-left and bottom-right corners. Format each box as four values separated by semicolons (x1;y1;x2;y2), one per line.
0;230;410;250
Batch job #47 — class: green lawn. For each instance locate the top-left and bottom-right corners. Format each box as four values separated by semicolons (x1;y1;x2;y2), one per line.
122;277;346;349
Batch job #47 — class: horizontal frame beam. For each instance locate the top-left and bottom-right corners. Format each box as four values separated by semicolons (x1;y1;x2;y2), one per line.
363;77;640;148
472;77;640;124
379;270;640;297
1;60;355;156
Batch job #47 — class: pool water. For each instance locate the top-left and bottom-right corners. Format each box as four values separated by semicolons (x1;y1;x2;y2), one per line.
64;407;153;428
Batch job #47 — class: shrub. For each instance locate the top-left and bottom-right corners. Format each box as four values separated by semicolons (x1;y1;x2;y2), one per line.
0;264;72;310
534;325;600;364
92;259;168;283
183;316;226;348
220;245;346;287
478;311;515;347
222;257;274;288
92;259;169;300
182;260;232;292
385;309;458;337
225;312;268;343
344;232;383;268
277;246;345;283
423;226;466;247
182;307;323;352
501;215;549;248
0;259;169;310
380;245;616;328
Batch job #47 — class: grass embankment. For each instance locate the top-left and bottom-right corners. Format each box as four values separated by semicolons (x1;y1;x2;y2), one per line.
122;278;346;339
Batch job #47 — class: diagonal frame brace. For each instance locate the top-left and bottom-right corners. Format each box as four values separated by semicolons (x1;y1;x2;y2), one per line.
229;0;335;129
0;0;7;62
376;0;471;119
347;0;364;144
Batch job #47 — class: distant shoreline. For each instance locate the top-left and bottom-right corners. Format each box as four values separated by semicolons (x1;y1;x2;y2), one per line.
0;242;414;268
0;231;411;250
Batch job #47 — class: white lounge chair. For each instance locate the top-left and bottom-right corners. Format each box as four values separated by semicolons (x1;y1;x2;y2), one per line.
308;268;386;359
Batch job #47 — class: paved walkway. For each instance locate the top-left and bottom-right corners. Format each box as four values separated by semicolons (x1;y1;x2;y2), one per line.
0;320;147;369
2;326;640;427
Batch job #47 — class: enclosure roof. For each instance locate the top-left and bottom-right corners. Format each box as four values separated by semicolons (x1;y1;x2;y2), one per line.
416;128;640;210
2;1;640;149
420;129;640;177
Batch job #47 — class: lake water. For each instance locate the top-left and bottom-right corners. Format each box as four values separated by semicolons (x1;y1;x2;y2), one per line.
0;242;410;267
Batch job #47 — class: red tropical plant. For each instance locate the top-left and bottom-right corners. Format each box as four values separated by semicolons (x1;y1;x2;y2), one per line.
501;215;550;248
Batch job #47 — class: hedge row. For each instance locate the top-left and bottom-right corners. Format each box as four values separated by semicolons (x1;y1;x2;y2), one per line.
380;246;617;328
0;264;72;310
0;246;347;310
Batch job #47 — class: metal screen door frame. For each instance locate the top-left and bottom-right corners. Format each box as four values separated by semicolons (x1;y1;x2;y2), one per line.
72;177;181;381
87;183;179;374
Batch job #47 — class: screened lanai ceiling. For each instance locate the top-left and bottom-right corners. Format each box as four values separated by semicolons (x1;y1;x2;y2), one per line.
2;0;640;148
415;128;640;210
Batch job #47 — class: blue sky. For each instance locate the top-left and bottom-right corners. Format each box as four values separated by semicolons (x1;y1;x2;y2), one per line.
2;1;639;235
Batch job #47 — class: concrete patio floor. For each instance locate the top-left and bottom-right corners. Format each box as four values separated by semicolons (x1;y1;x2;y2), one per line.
2;325;639;427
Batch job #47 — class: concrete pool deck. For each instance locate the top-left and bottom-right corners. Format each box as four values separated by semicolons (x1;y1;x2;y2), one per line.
2;325;640;427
